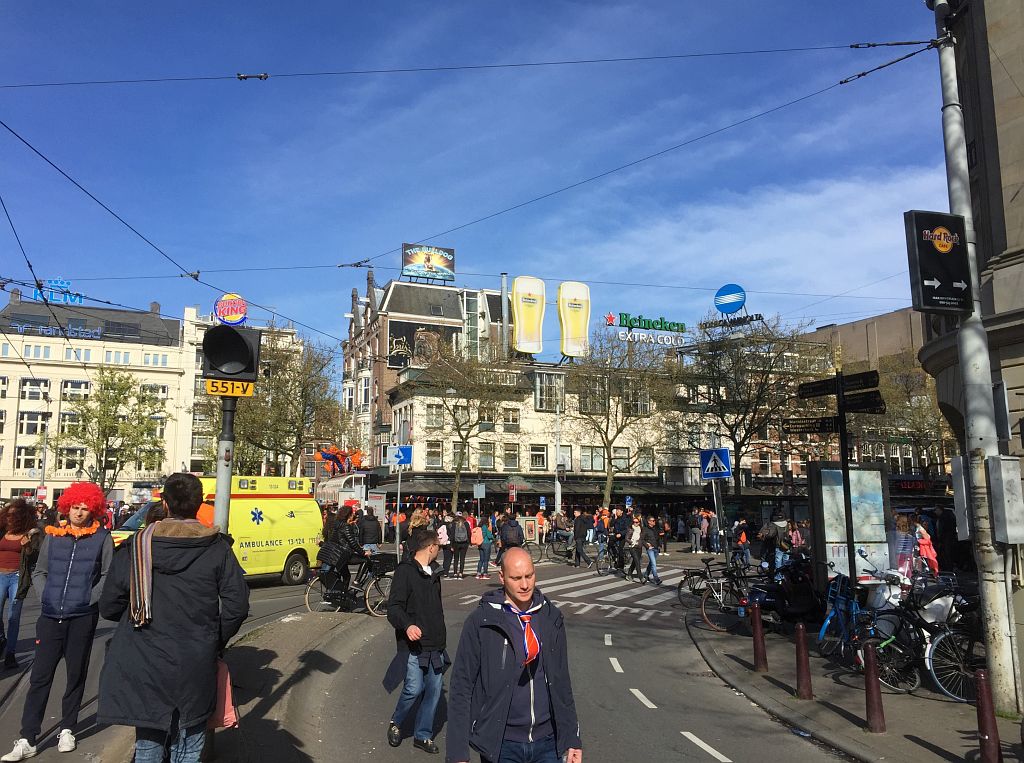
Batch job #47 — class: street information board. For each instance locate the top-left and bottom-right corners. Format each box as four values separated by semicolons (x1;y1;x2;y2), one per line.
905;210;972;314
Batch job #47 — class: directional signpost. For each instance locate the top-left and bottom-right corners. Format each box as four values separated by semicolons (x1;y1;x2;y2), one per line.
905;210;972;314
792;365;886;580
386;445;413;562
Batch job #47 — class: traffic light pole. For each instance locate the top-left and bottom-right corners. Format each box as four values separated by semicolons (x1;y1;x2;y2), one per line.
928;0;1018;714
214;396;237;534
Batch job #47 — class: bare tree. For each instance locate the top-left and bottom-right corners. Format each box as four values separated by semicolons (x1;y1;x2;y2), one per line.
561;328;677;507
678;313;826;493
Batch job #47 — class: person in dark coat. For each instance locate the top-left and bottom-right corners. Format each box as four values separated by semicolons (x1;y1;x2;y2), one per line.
96;473;248;763
359;507;383;554
447;547;581;763
3;483;112;762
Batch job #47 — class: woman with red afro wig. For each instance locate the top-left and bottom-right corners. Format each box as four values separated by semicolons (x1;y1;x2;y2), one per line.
56;483;106;519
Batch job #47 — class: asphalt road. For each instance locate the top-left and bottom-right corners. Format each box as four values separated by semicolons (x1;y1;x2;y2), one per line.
304;557;849;763
0;576;308;759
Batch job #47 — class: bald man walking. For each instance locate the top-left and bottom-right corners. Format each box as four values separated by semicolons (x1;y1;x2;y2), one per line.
447;548;582;763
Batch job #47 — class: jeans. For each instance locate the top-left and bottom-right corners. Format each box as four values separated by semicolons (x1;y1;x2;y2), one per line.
0;571;22;658
709;531;720;553
134;723;206;763
732;543;751;567
689;528;700;552
391;652;443;742
477;544;492;574
363;544;380;555
441;546;453;575
775;549;790;579
483;733;558;763
645;548;660;581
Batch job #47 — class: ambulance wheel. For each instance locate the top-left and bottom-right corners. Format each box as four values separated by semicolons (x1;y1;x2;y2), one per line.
283;553;309;586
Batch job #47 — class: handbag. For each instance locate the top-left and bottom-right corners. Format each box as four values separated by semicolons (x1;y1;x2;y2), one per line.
316;540;347;568
208;659;239;729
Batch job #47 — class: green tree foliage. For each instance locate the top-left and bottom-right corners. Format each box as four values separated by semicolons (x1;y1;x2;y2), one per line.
47;366;168;495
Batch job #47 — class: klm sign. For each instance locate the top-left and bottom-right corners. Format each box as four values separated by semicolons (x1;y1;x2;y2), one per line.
32;278;83;305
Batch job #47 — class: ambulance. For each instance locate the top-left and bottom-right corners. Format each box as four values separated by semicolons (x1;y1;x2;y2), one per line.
112;475;324;586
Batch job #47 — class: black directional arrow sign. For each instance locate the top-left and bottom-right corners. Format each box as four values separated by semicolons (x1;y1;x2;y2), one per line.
844;389;886;415
783;416;840;434
905;210;972;314
797;377;837;400
842;369;879;394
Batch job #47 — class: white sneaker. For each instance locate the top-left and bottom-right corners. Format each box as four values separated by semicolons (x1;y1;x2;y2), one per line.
1;739;37;761
57;730;76;753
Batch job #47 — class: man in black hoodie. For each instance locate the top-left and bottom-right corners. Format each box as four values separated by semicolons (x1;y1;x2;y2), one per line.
96;472;248;763
384;529;446;755
447;547;582;763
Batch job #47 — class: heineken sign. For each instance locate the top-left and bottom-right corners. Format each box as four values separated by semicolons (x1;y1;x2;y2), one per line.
605;312;686;333
605;311;687;347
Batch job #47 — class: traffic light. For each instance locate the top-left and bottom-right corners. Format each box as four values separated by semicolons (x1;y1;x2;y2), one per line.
202;325;261;383
556;464;566;482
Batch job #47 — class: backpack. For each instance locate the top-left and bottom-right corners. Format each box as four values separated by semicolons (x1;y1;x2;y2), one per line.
687;515;699;529
500;521;524;547
470;526;483;546
437;525;450;546
452;521;469;544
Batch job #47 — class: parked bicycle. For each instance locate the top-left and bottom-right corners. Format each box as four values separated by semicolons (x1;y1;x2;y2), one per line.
305;553;395;616
700;565;753;632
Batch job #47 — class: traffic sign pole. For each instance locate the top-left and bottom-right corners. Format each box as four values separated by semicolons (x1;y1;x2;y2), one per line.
214;396;237;534
835;369;858;582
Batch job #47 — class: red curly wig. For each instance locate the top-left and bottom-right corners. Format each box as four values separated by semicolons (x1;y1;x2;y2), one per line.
56;482;107;517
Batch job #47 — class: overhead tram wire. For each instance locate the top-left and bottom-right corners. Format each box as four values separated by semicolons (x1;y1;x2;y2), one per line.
0;39;937;90
0;191;94;384
0;44;934;344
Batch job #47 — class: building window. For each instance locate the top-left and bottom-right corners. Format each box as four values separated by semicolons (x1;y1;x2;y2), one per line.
58;447;86;471
141;384;168;399
759;451;771;474
59;412;81;435
152;416;166;439
425;441;443;469
622;382;651;416
0;376;7;398
424;404;443;429
530;444;548;470
0;410;5;434
15;446;39;470
17;411;47;436
503;408;520;433
611;447;630;472
191;435;213;454
479;406;496;432
62;380;90;401
65;347;92;362
534;372;564;412
581;446;604;472
19;378;49;400
578;376;608;415
503;444;519;471
556;445;572;471
453;441;468;470
1;344;7;357
360;377;370;406
478;442;495;470
636;448;655;473
23;344;51;360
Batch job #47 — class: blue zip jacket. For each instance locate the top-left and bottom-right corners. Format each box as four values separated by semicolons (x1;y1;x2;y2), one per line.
446;589;581;763
33;523;113;620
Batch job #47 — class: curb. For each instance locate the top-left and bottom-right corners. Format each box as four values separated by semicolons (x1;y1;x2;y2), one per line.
685;616;884;763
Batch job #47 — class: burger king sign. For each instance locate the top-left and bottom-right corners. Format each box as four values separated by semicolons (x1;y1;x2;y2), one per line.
214;293;248;326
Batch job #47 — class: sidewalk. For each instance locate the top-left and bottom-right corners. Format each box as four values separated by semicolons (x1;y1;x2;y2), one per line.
688;615;1023;761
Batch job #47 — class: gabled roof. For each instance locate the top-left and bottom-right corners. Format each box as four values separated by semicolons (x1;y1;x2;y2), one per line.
381;282;463;320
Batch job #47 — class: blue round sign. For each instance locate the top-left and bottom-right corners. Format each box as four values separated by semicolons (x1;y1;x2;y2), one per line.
714;284;746;315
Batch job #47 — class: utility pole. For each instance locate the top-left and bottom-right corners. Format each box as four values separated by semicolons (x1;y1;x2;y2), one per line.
213;396;237;532
555;401;562;516
927;0;1018;713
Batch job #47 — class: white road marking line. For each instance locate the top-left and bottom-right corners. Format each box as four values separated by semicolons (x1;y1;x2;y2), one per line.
681;732;732;762
629;688;657;709
609;657;624;673
558;578;634;597
604;634;612;646
631;587;682;606
596;571;687;602
604;606;628;618
534;571;605;593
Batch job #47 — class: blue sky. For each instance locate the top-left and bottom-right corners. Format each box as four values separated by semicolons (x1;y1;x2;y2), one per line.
1;2;949;355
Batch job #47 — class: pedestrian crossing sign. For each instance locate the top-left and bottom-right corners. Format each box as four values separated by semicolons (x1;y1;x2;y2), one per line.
699;448;732;480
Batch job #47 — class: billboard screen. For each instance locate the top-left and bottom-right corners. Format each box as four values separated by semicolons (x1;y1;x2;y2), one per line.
402;244;455;282
386;320;461;369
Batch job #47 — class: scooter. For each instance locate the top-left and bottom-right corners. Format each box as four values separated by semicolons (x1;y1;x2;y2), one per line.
746;550;825;625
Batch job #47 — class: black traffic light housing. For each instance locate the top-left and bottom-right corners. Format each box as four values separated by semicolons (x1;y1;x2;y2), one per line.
202;325;262;382
556;464;566;483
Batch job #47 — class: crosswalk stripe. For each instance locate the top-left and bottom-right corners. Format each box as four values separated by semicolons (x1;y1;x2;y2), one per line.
631;587;682;606
595;572;686;602
559;577;635;597
535;571;605;594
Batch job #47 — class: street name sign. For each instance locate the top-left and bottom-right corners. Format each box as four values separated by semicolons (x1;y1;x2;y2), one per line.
205;379;255;397
473;483;486;499
842;370;879;394
905;210;972;314
385;445;413;466
798;377;838;400
539;495;546;509
783;416;840;435
699;448;732;480
844;390;887;415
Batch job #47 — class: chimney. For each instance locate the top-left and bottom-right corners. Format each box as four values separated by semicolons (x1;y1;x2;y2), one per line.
150;301;160;314
351;288;363;331
10;288;21;305
367;268;377;319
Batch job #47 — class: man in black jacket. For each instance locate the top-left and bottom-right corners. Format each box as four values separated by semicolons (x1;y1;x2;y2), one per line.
640;515;663;585
447;547;582;763
385;529;446;755
572;509;592;568
359;507;383;554
96;473;248;763
610;507;630;575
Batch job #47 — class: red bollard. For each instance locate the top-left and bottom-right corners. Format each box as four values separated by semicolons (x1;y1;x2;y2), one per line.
794;622;813;700
750;603;768;673
975;669;1003;763
862;642;886;733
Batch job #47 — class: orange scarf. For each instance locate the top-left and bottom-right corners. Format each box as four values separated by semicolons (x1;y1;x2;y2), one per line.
45;520;101;538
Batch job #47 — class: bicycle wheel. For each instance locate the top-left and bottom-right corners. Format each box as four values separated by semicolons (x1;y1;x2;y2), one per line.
544;542;562;563
927;627;986;702
364;574;392;617
816;612;845;659
596;550;613;577
523;542;544;564
305;574;343;613
874;639;922;693
687;571;709;596
700;584;741;632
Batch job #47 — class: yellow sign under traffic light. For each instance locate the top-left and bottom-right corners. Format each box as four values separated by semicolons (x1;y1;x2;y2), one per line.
205;379;255;397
